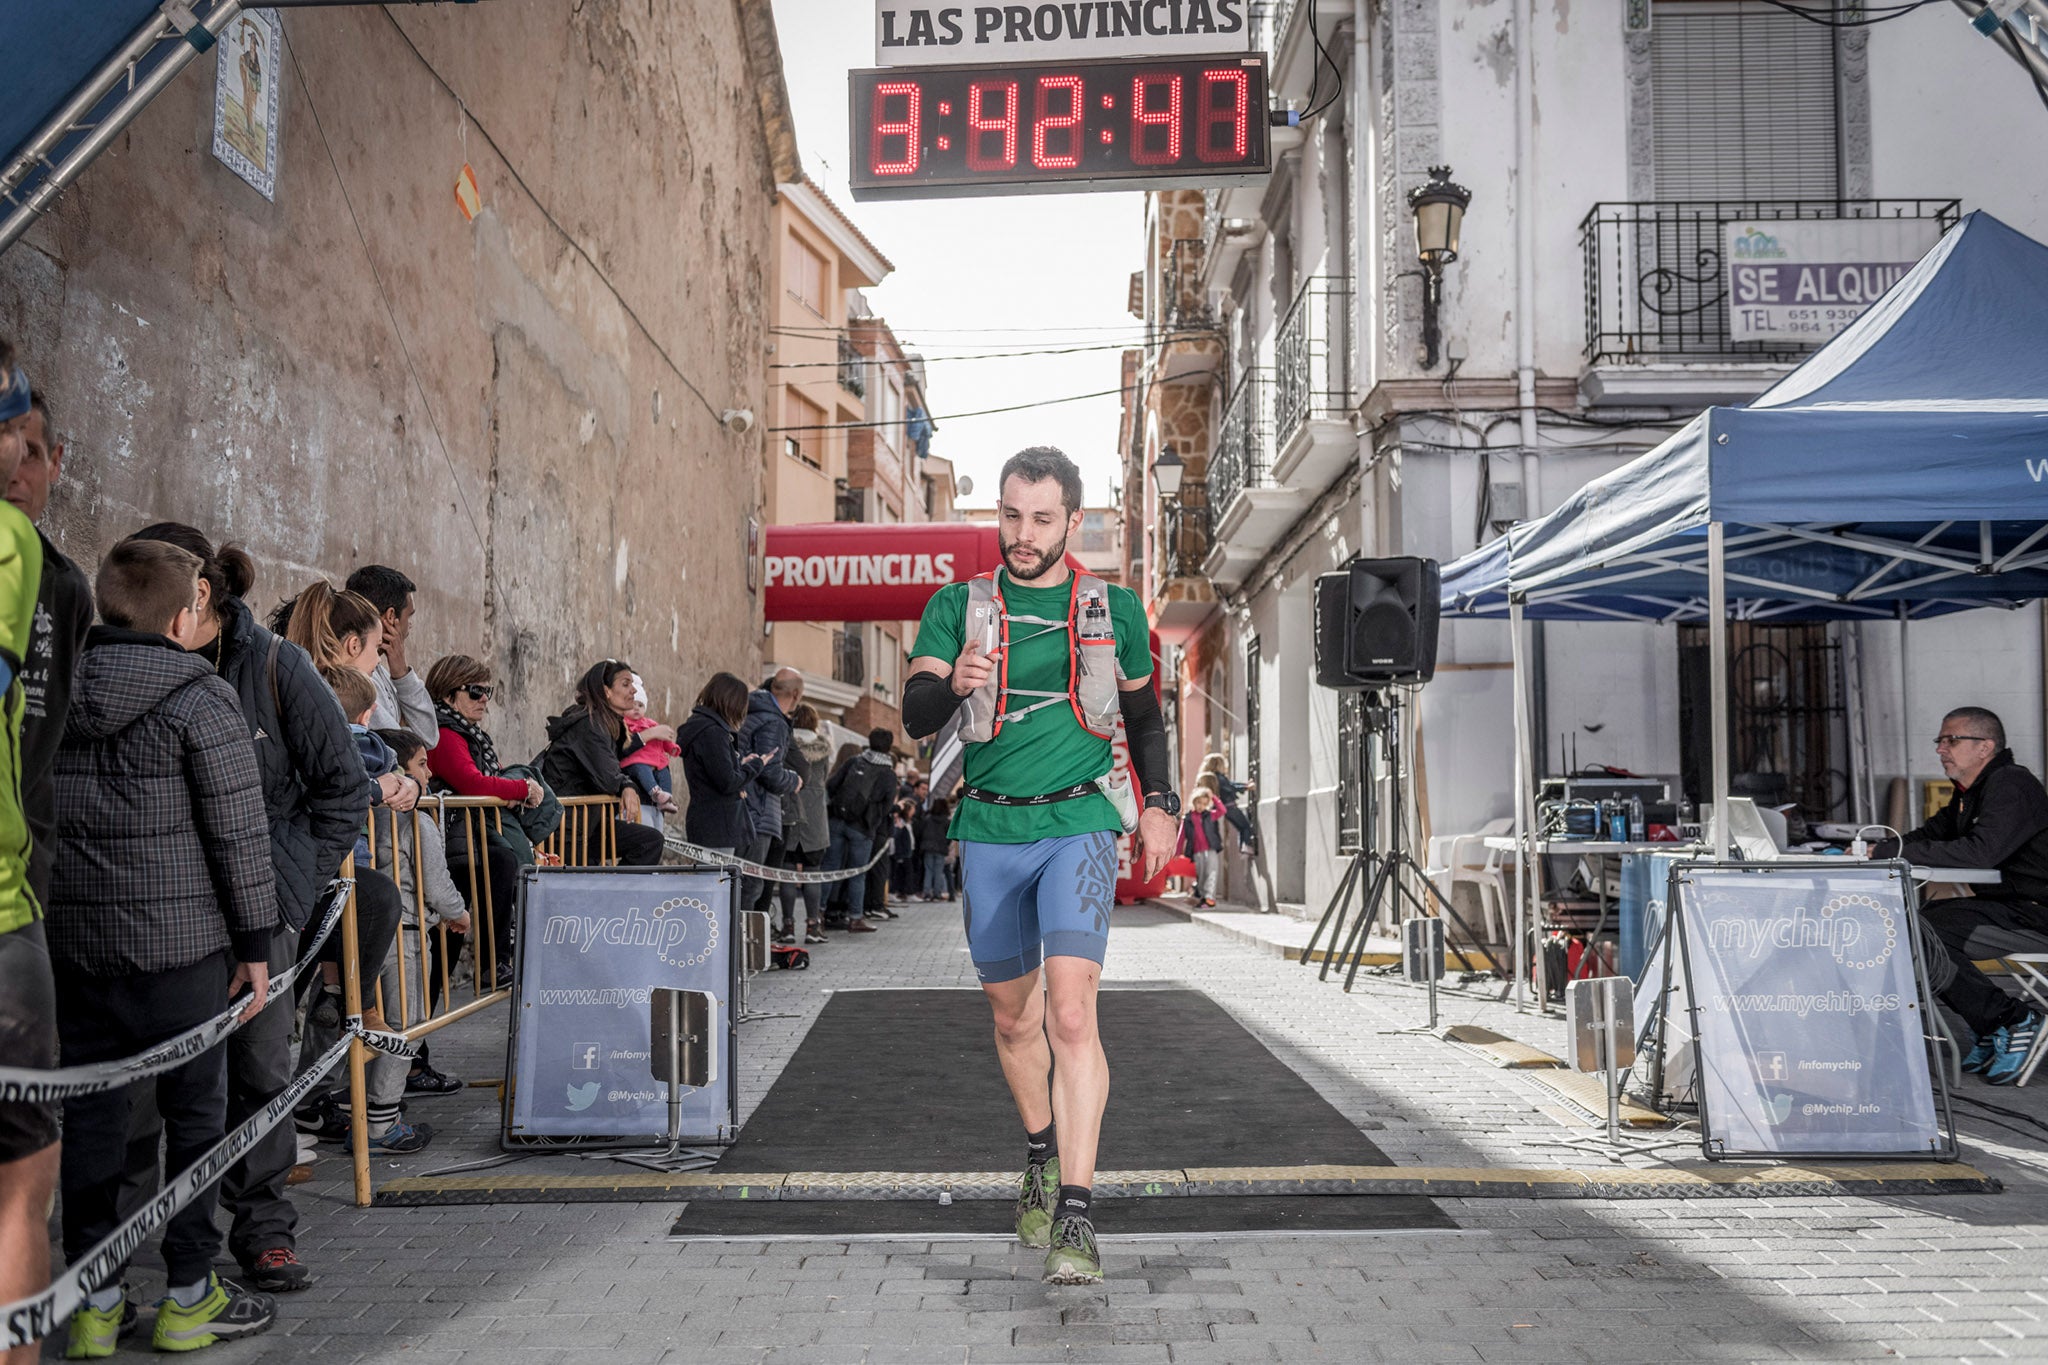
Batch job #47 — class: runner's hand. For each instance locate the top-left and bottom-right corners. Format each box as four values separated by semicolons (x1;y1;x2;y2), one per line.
1138;807;1176;882
951;641;995;697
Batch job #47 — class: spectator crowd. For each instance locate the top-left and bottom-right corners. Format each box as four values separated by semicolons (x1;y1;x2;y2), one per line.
0;334;956;1360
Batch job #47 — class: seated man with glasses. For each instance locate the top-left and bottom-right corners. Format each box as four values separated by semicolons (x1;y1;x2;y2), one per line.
1875;706;2048;1084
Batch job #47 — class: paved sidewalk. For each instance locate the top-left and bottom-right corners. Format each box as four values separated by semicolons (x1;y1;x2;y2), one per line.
54;897;2048;1363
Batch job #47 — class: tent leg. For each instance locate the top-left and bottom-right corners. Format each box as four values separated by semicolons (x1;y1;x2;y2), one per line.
1511;600;1528;1011
1709;522;1731;861
1900;603;1913;825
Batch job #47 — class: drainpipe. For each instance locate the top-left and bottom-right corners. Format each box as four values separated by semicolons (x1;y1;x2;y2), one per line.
1514;0;1539;508
1354;0;1374;552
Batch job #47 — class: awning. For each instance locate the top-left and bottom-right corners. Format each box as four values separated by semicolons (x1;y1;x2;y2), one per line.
1;1;253;253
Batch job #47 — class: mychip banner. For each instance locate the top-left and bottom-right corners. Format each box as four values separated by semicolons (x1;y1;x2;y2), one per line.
1675;862;1952;1159
506;867;738;1143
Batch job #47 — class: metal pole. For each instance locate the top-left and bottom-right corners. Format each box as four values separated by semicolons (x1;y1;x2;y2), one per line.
1709;522;1732;860
1899;603;1913;820
1510;599;1529;1009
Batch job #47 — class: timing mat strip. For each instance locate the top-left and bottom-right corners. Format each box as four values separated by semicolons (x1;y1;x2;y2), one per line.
373;1161;1998;1206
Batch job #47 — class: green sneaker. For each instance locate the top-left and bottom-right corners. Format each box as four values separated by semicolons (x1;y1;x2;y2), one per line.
1043;1213;1103;1285
1015;1155;1060;1247
152;1274;276;1353
62;1296;127;1359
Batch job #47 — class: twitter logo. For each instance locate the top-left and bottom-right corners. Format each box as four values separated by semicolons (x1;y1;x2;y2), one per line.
565;1082;599;1112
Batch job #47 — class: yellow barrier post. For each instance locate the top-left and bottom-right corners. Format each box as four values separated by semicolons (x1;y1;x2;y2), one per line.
339;857;373;1208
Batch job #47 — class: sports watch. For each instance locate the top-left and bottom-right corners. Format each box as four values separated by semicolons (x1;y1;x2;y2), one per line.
1143;791;1181;817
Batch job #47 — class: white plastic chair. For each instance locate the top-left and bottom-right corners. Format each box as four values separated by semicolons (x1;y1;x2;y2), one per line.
1996;954;2048;1087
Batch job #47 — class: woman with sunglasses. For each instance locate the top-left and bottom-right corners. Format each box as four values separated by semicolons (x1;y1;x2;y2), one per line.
536;660;667;867
424;655;539;990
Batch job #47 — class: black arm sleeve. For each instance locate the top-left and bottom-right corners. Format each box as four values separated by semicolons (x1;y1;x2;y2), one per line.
903;669;966;739
1119;685;1174;797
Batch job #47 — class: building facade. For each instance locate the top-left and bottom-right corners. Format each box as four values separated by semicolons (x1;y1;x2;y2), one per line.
0;0;798;759
1125;0;2048;912
760;183;958;748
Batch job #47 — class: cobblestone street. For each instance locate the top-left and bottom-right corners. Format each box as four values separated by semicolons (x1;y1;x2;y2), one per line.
63;898;2048;1365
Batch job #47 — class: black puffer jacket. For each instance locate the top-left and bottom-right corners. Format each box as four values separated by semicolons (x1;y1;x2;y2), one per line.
677;704;752;851
45;628;276;975
538;704;642;798
210;594;370;932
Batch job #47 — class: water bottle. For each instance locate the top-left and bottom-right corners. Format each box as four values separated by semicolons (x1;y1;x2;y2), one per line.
1628;796;1645;843
1608;802;1626;843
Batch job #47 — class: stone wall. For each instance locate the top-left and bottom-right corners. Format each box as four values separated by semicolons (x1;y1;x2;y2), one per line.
0;0;790;759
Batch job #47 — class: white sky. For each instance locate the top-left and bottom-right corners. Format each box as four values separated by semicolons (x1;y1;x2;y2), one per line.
769;0;1147;509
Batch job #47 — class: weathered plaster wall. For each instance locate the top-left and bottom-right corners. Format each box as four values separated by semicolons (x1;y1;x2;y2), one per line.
0;0;779;759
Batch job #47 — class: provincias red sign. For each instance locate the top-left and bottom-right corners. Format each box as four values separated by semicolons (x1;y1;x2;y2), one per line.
762;521;1006;621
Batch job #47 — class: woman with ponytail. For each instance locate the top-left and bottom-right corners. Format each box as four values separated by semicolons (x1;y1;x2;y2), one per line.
121;523;379;1294
279;582;383;678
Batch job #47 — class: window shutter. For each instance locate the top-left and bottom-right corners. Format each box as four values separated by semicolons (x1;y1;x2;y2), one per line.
1652;1;1839;199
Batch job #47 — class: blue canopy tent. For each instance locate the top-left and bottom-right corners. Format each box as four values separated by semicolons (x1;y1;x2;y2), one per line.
1438;210;2048;1003
0;0;476;256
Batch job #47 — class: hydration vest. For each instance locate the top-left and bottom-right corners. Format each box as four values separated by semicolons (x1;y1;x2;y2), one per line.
958;570;1122;745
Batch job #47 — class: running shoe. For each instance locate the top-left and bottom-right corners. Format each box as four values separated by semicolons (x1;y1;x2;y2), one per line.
804;931;829;945
241;1248;314;1293
406;1062;463;1095
1015;1156;1060;1247
153;1275;275;1352
350;1120;434;1154
1963;1026;2007;1074
62;1295;131;1359
1987;1011;2044;1085
1043;1213;1103;1285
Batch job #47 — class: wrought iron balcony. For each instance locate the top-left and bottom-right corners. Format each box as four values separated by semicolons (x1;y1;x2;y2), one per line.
832;628;865;687
837;335;866;397
1158;482;1212;584
1208;369;1272;524
1274;275;1352;454
1579;199;1961;366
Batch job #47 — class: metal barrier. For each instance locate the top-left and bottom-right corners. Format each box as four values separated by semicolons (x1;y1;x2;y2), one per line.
340;794;624;1205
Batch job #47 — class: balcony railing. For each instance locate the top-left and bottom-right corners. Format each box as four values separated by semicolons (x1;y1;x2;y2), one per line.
1274;275;1351;451
1209;369;1272;521
1580;199;1961;365
1159;482;1212;583
837;335;866;397
832;628;865;687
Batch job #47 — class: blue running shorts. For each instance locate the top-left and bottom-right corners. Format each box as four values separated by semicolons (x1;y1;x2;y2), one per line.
959;831;1118;983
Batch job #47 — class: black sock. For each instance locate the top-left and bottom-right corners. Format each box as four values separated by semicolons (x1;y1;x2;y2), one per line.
1026;1121;1056;1168
1056;1184;1092;1221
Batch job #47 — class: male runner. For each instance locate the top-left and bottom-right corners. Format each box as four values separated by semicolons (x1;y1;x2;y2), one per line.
904;447;1177;1284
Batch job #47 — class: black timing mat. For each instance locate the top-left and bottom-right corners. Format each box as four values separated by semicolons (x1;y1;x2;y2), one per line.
668;987;1451;1235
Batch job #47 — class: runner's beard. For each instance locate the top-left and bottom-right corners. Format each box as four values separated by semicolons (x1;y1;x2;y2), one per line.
1000;529;1068;581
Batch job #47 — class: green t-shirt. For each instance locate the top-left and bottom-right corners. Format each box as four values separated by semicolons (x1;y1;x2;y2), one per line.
912;570;1151;844
0;503;42;935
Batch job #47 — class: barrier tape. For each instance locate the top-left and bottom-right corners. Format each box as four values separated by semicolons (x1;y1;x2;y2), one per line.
1;1034;350;1348
663;836;890;884
0;881;354;1104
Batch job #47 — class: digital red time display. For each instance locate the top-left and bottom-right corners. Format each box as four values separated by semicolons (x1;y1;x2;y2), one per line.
849;54;1269;200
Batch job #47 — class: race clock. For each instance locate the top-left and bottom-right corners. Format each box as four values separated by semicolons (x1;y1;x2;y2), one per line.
849;53;1270;200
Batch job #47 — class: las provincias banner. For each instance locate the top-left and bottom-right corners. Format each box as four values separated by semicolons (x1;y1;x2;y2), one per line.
762;520;1169;902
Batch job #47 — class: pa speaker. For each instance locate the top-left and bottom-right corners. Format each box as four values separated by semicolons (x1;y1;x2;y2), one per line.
1313;557;1441;687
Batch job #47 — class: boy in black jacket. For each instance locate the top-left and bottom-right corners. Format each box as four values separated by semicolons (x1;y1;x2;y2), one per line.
48;539;280;1356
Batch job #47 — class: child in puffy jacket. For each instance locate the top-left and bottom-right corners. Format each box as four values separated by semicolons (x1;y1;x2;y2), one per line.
621;675;679;826
1178;790;1224;908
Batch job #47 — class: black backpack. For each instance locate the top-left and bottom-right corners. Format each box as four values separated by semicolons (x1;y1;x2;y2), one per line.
831;758;886;823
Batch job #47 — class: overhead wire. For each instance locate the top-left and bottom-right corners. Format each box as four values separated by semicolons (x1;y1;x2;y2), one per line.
769;382;1140;433
769;332;1216;369
1759;0;1943;22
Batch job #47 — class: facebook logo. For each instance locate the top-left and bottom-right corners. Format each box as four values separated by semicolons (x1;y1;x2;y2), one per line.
571;1042;601;1071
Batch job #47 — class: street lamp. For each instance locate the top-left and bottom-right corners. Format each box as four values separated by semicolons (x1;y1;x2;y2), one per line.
1152;447;1185;500
1406;165;1471;370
